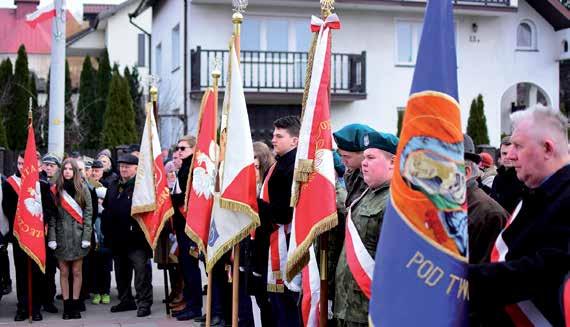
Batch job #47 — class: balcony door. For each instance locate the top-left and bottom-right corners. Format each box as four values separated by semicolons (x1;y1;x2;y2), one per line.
241;17;312;91
248;104;302;143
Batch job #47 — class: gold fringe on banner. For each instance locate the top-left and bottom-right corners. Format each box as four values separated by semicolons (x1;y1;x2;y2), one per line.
205;198;260;272
301;32;319;118
131;203;157;216
294;159;314;183
285;212;338;281
134;205;174;251
267;284;285;293
185;224;208;256
13;231;46;274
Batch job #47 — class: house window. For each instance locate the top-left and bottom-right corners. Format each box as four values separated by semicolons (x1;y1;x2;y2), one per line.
137;34;145;67
155;43;162;76
172;24;180;71
563;40;568;53
241;17;312;52
397;107;406;136
516;20;537;50
395;21;423;65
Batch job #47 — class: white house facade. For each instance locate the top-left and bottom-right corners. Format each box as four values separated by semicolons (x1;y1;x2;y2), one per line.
132;0;569;148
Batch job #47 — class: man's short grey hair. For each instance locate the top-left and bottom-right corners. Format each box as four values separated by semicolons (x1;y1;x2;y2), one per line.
465;159;480;181
510;105;569;155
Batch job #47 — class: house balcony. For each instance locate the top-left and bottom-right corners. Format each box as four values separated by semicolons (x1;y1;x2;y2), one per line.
190;47;367;103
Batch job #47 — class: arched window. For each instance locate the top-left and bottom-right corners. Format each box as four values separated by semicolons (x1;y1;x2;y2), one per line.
517;20;537;50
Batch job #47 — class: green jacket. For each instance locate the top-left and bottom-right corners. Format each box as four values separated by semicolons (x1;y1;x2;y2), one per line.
48;182;93;261
344;168;367;209
334;183;390;323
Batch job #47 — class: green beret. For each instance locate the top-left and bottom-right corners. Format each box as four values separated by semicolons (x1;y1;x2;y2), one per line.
363;131;399;155
333;124;376;152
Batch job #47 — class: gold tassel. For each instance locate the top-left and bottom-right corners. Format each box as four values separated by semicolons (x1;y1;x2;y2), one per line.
285;213;338;281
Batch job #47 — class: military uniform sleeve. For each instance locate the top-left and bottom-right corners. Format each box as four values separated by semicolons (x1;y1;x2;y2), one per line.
81;184;93;243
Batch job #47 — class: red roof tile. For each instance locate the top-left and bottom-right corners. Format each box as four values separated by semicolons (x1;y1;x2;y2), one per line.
0;3;52;54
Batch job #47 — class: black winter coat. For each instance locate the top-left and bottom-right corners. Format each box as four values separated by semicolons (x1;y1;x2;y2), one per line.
491;166;526;214
101;177;151;256
469;164;570;326
171;155;192;233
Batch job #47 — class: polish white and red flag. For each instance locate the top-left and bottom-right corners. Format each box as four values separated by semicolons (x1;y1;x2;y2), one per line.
26;0;84;28
285;13;340;281
131;105;174;250
205;38;260;271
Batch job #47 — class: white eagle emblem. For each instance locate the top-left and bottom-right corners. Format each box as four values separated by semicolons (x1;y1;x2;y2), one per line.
192;141;217;200
24;184;43;221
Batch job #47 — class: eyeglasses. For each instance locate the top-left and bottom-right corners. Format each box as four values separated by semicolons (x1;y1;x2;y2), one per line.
175;146;188;152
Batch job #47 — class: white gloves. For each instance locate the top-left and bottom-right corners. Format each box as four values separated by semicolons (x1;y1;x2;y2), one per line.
48;241;57;250
81;241;91;249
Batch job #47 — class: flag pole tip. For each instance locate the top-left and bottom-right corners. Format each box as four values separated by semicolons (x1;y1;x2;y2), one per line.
150;86;158;102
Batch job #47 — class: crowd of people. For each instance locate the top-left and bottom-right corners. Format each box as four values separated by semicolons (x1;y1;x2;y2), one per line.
0;105;568;326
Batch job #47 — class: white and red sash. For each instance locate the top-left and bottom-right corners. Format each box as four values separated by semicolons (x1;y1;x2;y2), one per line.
7;175;21;195
267;224;289;293
344;188;374;299
52;187;83;225
491;201;551;326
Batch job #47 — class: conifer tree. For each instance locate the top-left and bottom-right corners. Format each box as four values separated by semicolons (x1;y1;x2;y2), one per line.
29;73;44;148
64;60;81;149
124;66;144;136
101;72;138;147
0;59;12;148
8;45;31;149
77;56;99;148
95;50;112;147
466;94;490;146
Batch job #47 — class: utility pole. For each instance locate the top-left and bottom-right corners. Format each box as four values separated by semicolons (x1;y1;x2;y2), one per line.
47;0;65;156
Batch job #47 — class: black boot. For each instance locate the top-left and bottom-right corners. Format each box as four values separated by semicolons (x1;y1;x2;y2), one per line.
62;300;72;320
70;299;82;319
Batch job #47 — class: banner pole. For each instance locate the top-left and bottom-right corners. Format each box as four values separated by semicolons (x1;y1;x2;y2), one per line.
230;5;244;326
28;258;33;323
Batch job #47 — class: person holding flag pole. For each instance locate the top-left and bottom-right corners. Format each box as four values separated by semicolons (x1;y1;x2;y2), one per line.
203;0;261;325
131;86;175;317
3;104;57;322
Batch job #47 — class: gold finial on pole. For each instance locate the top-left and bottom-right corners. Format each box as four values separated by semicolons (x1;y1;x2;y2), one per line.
232;0;247;37
321;0;334;18
150;86;158;103
211;57;222;89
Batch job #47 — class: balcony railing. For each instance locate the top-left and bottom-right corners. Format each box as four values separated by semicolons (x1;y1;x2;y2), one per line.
191;47;366;99
451;0;510;5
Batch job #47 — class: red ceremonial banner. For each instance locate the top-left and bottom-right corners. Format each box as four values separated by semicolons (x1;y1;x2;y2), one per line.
13;124;46;273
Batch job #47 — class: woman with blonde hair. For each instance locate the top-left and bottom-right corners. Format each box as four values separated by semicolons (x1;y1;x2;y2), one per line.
47;158;93;320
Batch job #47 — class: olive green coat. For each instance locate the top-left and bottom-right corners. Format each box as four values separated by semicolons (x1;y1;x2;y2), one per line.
48;183;93;261
334;183;389;324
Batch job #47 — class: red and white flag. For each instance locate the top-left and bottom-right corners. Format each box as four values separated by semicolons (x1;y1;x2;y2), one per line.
13;122;46;272
301;246;321;327
131;105;174;250
285;14;340;281
185;88;218;254
206;39;259;271
26;0;83;28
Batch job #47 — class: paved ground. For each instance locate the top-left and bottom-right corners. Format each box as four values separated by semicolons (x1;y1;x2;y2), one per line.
0;245;261;327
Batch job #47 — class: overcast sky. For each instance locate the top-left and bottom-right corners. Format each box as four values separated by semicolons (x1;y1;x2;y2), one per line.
0;0;126;8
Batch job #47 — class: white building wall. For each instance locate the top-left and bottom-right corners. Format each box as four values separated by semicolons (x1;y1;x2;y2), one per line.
175;0;562;147
152;0;184;147
105;1;152;76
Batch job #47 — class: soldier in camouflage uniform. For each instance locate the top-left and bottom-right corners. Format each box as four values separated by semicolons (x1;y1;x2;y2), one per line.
333;124;377;207
334;131;399;327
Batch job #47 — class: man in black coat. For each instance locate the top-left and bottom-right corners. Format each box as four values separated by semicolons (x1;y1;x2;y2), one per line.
257;116;301;327
102;154;152;318
469;106;570;326
491;136;526;214
2;152;57;321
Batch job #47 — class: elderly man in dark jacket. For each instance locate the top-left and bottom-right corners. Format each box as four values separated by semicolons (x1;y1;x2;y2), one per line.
469;106;570;326
102;154;152;318
464;135;507;265
491;136;526;214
